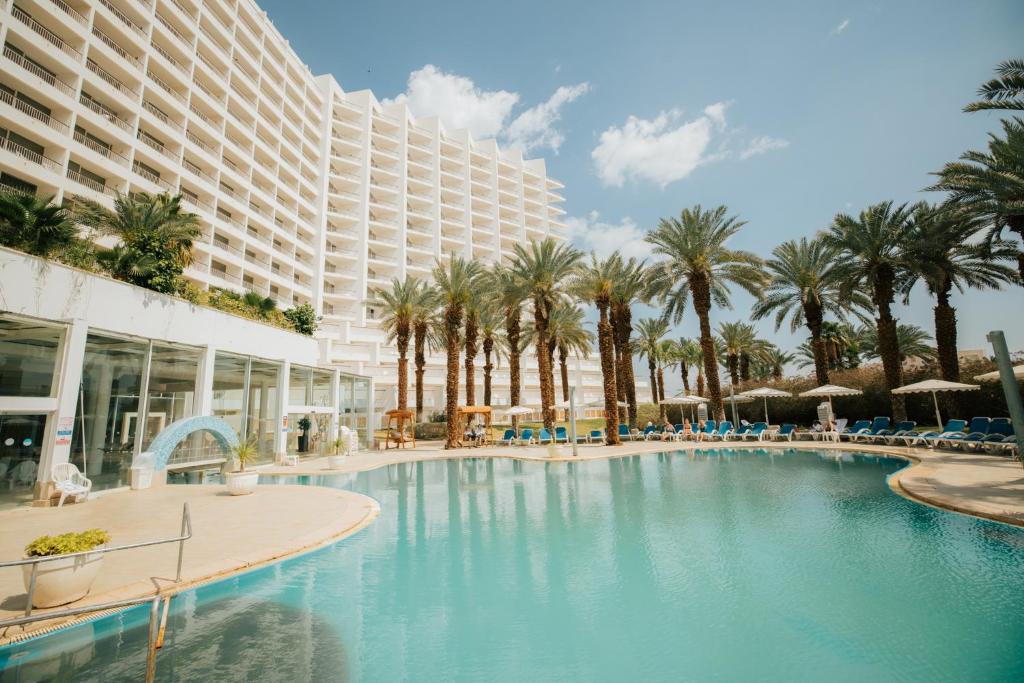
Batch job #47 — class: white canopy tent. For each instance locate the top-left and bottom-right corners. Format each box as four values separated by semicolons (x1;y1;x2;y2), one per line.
798;384;863;413
891;379;980;429
974;365;1024;382
740;387;793;424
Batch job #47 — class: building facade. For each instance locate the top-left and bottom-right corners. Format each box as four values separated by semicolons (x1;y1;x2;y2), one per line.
0;0;605;416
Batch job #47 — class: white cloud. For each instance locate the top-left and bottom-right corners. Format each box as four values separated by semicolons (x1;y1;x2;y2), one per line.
384;65;588;154
591;104;730;188
505;83;590;153
830;19;850;35
566;211;650;260
740;135;789;160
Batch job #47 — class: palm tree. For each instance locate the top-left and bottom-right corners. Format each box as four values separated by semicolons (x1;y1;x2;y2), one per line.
901;202;1017;385
825;201;914;420
242;291;277;319
610;256;647;427
929;118;1024;279
857;323;936;365
752;236;869;385
411;285;440;422
634;318;669;407
490;264;526;426
432;256;483;448
646;205;765;420
0;192;77;258
370;277;426;413
509;238;583;431
571;254;621;444
716;321;755;388
78;192;200;294
675;338;702;393
547;304;592;402
821;321;859;370
758;347;795;381
478;304;507;407
964;59;1024;112
463;291;482;406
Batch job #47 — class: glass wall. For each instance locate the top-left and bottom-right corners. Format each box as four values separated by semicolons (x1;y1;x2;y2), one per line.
339;373;371;448
0;413;47;510
0;317;63;397
312;369;333;408
72;334;149;492
247;360;279;463
211;352;247;437
142;344;201;452
289;365;312;405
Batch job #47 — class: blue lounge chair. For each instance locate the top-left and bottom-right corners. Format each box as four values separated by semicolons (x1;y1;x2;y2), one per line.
708;421;733;441
618;424;634;441
589;429;603;443
741;422;768;440
972;418;1012;452
554;426;569;443
499;429;516;445
515;428;535;445
936;417;990;449
697;420;717;441
733;424;751;439
838;419;871;441
537;428;554;444
774;424;797;441
850;417;891;442
641;425;658;440
874;421;916;444
904;419;967;447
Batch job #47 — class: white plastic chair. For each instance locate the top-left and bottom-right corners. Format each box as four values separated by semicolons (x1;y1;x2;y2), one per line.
10;460;37;490
52;463;91;507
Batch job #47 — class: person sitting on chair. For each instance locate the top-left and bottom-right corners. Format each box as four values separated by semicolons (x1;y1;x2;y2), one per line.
660;420;676;441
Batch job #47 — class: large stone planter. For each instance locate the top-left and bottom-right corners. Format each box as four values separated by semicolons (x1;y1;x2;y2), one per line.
225;471;259;496
22;551;105;608
327;455;346;470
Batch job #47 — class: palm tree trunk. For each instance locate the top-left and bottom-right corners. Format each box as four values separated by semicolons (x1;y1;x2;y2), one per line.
483;337;494;407
1009;216;1024;281
464;313;478;406
534;296;555;431
680;361;690;393
396;325;410;412
597;300;620;444
873;269;906;421
559;346;570;402
613;303;638;428
727;354;740;387
611;308;624;401
693;275;724;420
444;307;462;448
697;366;705;397
739;353;751;384
657;366;666;421
804;302;829;386
414;321;426;422
506;308;521;427
648;360;658;405
934;284;963;416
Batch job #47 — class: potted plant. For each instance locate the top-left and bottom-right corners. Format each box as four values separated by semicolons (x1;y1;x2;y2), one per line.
297;416;312;453
225;435;259;496
23;529;110;608
327;437;346;470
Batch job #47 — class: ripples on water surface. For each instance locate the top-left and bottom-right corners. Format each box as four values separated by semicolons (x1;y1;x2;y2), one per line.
2;449;1023;682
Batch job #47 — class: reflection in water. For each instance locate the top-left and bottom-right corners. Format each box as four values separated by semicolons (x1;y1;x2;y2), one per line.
2;449;1024;682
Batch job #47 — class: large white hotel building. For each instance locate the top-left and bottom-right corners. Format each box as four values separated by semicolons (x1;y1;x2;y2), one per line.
0;0;605;416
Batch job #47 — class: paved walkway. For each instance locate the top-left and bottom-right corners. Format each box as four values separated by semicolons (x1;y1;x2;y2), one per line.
262;438;1024;526
0;484;377;642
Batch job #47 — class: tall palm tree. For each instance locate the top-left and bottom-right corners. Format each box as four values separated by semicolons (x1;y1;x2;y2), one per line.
646;205;765;420
758;347;795;381
901;203;1018;385
463;291;482;406
857;323;936;365
490;264;526;426
825;201;914;420
675;338;702;394
478;304;507;407
509;238;583;431
411;285;440;422
752;236;869;385
929;118;1024;279
964;59;1024;112
716;321;755;388
821;321;859;370
78;192;200;294
432;256;483;448
370;277;426;413
0;192;77;257
610;256;647;427
242;291;277;319
571;254;621;444
634;318;669;406
548;304;592;402
656;339;676;420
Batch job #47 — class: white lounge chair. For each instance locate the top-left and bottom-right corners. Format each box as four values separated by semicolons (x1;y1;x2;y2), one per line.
52;463;91;507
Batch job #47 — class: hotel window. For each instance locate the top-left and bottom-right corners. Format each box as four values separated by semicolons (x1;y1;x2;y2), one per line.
0;316;64;397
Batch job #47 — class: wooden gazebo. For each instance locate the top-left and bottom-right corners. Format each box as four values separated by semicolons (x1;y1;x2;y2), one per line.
456;406;492;447
384;408;416;449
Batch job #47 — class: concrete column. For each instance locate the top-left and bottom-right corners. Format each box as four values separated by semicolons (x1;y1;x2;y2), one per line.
194;344;217;416
274;360;290;460
35;318;88;502
329;368;340;443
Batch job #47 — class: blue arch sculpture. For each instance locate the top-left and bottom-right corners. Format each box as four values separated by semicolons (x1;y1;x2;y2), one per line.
146;415;239;471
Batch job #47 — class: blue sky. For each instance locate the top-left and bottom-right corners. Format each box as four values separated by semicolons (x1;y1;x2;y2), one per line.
261;0;1023;384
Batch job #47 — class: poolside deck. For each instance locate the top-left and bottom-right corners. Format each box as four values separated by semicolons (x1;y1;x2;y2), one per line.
0;484;378;642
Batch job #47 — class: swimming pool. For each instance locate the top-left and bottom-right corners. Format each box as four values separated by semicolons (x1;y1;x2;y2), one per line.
2;449;1023;681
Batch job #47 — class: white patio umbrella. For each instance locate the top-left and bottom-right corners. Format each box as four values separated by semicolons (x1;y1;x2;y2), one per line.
798;384;863;413
740;387;792;423
974;365;1024;382
662;395;707;421
503;406;535;416
891;379;980;429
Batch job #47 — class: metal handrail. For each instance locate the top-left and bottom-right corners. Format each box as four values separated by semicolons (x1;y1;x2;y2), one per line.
2;503;192;618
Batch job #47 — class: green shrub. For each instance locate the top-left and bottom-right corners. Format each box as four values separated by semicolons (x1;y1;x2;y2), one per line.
25;529;110;557
415;422;447;440
283;303;319;336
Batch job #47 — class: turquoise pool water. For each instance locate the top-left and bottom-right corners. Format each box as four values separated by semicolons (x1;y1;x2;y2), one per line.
2;449;1023;682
